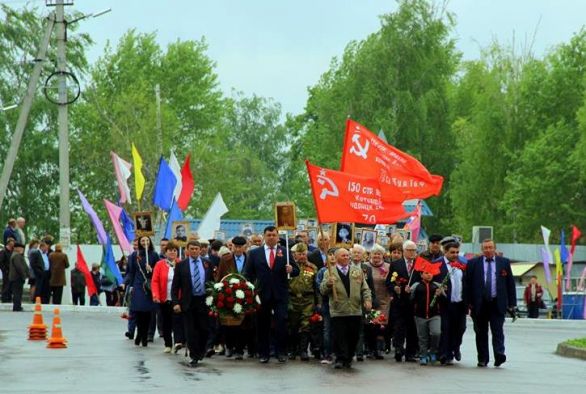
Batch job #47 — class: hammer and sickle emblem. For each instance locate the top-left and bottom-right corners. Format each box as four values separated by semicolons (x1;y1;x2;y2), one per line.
349;133;369;159
317;174;339;200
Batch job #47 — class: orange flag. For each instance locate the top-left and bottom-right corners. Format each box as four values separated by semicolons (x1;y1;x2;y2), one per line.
340;119;443;199
306;161;410;225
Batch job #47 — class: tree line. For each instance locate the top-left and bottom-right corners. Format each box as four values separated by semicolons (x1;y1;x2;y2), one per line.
1;0;585;244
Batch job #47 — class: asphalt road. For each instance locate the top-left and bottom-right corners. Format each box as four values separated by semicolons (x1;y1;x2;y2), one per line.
0;309;584;393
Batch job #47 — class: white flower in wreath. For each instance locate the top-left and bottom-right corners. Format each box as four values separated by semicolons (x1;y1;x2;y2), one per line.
233;303;243;314
205;296;214;306
213;282;224;290
247;282;255;290
235;289;245;299
229;278;240;285
255;294;261;305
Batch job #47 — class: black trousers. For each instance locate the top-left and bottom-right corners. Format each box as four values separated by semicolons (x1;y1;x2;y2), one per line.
527;302;540;318
472;298;505;363
390;301;418;357
332;316;361;365
50;286;63;304
225;326;245;355
72;291;85;306
135;311;151;345
183;296;209;360
11;279;24;311
1;270;12;302
257;298;288;358
439;301;467;360
160;301;177;348
34;271;51;304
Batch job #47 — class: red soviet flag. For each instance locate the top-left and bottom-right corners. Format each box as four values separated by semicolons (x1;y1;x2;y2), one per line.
177;154;194;211
306;161;410;225
340;119;443;199
76;245;97;297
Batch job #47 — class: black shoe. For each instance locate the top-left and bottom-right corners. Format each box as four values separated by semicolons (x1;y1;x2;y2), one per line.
356;355;364;362
205;349;215;358
189;358;199;367
494;354;506;367
125;332;134;340
288;353;296;360
454;350;462;361
477;361;488;367
225;349;233;358
278;355;287;363
134;338;141;346
173;343;184;354
300;351;309;361
147;337;154;343
343;362;352;369
142;341;148;347
405;355;417;362
234;353;244;360
334;361;344;369
259;357;269;364
394;352;403;362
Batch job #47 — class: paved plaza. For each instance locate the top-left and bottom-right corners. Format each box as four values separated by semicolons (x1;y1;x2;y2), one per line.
0;308;584;393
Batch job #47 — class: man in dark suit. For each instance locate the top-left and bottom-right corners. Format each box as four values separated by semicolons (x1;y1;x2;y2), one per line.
434;240;467;365
385;240;420;362
244;226;300;363
30;242;51;304
172;240;214;366
465;239;516;367
308;233;330;270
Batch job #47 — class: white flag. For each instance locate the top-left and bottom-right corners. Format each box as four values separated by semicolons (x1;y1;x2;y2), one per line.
169;151;183;201
197;193;229;240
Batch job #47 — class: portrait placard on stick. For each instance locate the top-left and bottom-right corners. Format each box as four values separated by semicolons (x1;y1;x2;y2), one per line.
332;222;354;247
172;220;190;248
134;211;154;237
275;201;296;231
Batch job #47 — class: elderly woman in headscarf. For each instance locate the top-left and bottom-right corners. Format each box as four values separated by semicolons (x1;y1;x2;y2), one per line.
365;243;391;359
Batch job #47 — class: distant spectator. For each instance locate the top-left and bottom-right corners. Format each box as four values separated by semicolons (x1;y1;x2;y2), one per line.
0;238;15;302
49;244;69;305
15;217;26;245
524;276;544;319
27;239;40;300
9;242;29;312
70;264;86;306
3;219;17;245
90;263;102;306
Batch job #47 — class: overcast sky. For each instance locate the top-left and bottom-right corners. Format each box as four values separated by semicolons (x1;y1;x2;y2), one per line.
12;0;586;115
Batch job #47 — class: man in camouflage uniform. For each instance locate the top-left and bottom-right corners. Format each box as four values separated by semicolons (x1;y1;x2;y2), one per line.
288;242;318;361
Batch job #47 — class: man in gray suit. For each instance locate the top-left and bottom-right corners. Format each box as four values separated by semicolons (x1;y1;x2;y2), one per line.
9;243;29;311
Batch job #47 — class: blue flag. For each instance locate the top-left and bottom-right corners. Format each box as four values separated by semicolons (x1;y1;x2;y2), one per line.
120;207;135;243
152;156;177;211
561;229;569;264
164;199;184;239
102;235;124;286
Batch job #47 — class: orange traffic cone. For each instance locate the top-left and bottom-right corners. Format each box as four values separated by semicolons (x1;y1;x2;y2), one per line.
28;297;47;340
47;308;67;349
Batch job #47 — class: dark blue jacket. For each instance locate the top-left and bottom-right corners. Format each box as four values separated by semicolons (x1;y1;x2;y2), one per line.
465;256;516;316
244;245;299;304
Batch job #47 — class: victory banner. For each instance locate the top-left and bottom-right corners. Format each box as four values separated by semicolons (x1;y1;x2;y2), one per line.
340;119;443;199
306;161;410;225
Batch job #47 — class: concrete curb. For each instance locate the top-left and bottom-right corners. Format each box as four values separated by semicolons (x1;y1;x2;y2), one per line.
556;342;586;360
0;304;126;314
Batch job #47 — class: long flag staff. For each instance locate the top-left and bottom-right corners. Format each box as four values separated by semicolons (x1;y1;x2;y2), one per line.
285;230;291;280
319;224;337;302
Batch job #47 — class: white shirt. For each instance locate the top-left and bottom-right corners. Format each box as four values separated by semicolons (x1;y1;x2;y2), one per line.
445;257;463;303
166;261;174;301
264;244;277;268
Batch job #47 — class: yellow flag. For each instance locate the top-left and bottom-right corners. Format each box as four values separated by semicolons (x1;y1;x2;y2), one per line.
131;143;145;201
554;248;563;278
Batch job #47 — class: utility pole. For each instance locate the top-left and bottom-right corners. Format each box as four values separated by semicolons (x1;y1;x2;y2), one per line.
56;0;71;248
0;15;55;212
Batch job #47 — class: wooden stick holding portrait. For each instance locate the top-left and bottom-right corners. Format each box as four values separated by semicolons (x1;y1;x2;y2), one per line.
275;202;296;279
319;224;337;302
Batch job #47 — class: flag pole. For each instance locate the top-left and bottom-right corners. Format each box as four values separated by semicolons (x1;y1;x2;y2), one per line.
285;230;291;280
319;224;337;302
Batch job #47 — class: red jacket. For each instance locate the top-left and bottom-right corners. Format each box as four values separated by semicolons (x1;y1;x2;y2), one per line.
152;259;177;302
523;283;543;305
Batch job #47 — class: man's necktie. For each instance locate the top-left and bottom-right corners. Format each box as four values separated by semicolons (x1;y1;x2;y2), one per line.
485;258;493;300
341;266;348;276
407;260;413;273
269;248;275;270
192;260;202;294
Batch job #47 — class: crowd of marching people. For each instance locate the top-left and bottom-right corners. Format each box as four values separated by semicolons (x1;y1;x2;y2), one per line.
0;217;517;369
119;226;517;369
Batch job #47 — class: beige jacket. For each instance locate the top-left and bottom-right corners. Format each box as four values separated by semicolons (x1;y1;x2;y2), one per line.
320;264;372;317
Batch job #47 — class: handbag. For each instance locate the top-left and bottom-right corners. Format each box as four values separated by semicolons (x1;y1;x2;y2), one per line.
137;260;152;298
